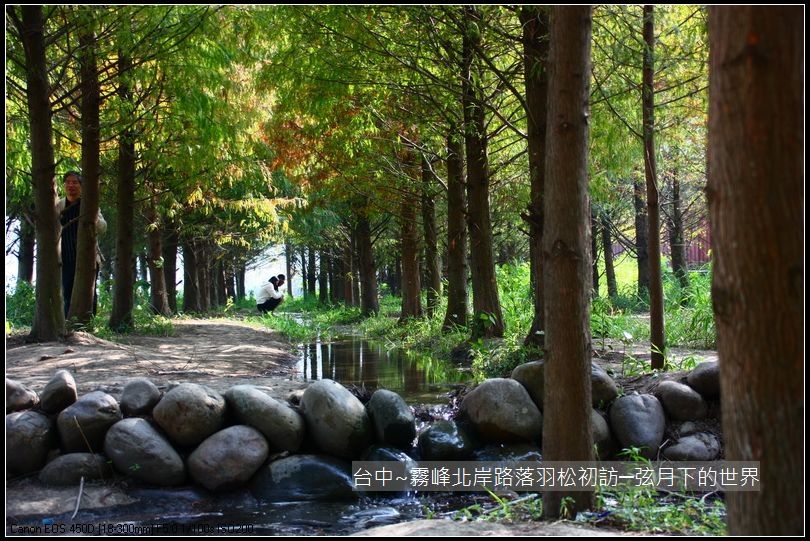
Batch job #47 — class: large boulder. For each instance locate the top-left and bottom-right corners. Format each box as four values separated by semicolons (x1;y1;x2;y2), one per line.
104;418;185;486
57;391;122;453
459;378;542;443
6;410;55;476
591;408;615;459
39;453;112;485
40;370;78;414
224;385;305;452
251;454;356;501
6;378;39;413
663;432;721;461
300;379;372;459
591;363;620;406
686;361;720;398
366;389;416;450
188;425;269;491
120;378;161;416
510;361;544;409
609;393;666;459
152;383;226;447
655;380;708;421
417;420;476;460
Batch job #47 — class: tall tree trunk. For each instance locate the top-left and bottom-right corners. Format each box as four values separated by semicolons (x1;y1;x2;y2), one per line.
236;263;246;301
16;208;36;286
643;4;665;369
307;246;317;296
521;6;550;347
325;250;335;303
300;247;308;298
69;22;102;325
343;241;355;307
351;234;361;307
634;178;650;297
391;258;402;296
400;184;422;321
442;131;468;331
181;239;200;312
591;207;600;298
19;6;65;341
224;259;236;302
285;240;294;299
667;166;689;291
421;157;441;317
215;259;226;307
356;213;379;316
318;249;329;304
109;53;136;332
601;214;618;299
197;243;211;312
332;249;345;303
463;6;504;339
542;5;594;519
162;220;178;312
708;6;803;535
144;198;171;316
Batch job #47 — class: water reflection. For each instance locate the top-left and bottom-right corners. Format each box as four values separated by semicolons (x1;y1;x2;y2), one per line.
296;338;470;403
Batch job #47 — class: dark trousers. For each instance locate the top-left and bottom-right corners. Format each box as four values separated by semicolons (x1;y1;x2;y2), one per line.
257;297;283;314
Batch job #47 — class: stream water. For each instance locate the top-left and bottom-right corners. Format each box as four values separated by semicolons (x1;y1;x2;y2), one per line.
293;336;472;404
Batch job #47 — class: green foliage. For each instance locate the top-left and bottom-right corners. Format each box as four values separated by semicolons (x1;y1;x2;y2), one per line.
5;282;36;331
452;493;544;523
589;449;727;534
591;262;716;350
472;343;542;381
588;484;726;535
360;297;468;359
663;269;716;349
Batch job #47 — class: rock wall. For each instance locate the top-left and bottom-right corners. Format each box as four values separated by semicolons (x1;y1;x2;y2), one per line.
5;360;721;500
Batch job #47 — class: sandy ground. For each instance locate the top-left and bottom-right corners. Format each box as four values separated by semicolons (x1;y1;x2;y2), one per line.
6;319;308;402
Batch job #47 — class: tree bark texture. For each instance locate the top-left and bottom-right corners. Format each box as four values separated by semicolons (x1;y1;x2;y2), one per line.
110;53;136;331
542;5;595;519
181;239;200;312
356;213;379;316
463;6;504;338
400;184;423;321
643;4;665;369
521;5;550;347
667;167;689;290
708;6;803;535
318;249;329;304
601;214;618;299
442;131;469;331
421;157;442;317
145;199;171;316
634;178;650;296
285;241;294;299
161;220;179;312
16;208;36;286
19;6;65;340
69;24;102;325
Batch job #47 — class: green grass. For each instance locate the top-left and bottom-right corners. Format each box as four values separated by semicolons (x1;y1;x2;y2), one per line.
449;486;725;535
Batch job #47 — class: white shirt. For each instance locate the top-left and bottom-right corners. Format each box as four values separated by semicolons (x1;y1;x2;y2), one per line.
256;282;283;304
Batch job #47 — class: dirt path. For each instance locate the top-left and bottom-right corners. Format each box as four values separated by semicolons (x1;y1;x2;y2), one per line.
5;319;307;402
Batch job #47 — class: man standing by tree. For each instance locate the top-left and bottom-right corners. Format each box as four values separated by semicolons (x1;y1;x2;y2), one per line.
58;171;107;317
